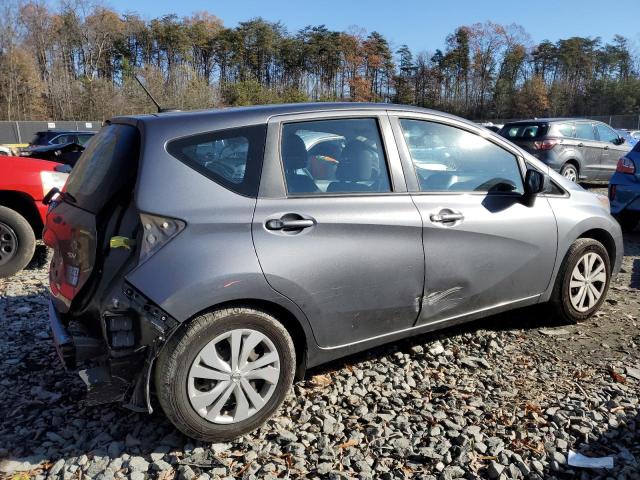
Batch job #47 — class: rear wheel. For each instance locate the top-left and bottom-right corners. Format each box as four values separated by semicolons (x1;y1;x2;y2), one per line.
560;163;579;182
0;206;36;278
155;307;295;442
550;238;611;323
616;212;639;233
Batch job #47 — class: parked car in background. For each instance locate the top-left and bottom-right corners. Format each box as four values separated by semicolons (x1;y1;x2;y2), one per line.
45;103;622;442
617;129;638;148
479;122;503;132
499;119;631;182
20;141;87;166
609;140;640;232
24;130;95;149
0;155;68;277
626;130;640;140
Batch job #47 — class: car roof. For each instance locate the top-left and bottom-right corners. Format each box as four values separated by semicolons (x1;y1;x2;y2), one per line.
503;118;600;125
111;102;467;128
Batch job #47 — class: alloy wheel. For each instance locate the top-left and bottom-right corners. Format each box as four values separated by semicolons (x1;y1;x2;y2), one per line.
562;166;578;182
187;328;281;424
569;252;607;312
0;222;18;267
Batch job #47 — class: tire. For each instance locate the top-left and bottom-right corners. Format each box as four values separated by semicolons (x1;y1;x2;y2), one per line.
616;212;639;233
155;307;295;442
560;163;579;182
549;238;611;323
0;206;36;278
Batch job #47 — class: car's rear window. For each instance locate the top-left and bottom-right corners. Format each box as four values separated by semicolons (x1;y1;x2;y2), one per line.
500;123;548;140
65;124;140;213
167;124;266;197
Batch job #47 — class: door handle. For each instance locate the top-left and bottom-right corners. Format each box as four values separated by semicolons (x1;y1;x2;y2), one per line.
430;212;464;223
577;143;584;147
266;217;315;231
603;145;609;150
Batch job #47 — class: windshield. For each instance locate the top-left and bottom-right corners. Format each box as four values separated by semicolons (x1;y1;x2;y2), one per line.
65;124;139;213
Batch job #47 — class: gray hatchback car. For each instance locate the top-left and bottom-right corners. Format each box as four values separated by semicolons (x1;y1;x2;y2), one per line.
499;118;631;182
44;103;623;441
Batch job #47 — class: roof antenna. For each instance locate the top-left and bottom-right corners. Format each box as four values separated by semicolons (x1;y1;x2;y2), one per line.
134;74;180;113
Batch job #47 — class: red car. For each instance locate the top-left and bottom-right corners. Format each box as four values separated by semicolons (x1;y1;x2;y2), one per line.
0;155;68;277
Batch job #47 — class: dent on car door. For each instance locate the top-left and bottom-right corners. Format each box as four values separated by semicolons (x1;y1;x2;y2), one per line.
252;113;425;348
391;116;558;324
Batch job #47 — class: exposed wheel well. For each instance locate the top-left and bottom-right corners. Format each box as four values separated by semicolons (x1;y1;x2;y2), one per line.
0;191;43;239
563;160;579;172
180;299;308;378
578;228;616;265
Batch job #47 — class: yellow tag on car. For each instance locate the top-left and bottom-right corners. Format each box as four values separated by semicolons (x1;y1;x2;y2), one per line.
110;236;136;250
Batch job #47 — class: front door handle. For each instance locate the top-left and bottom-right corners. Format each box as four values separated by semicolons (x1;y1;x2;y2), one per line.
430;211;464;223
266;217;315;231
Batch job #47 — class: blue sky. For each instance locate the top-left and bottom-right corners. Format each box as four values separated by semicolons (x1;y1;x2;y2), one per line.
104;0;640;53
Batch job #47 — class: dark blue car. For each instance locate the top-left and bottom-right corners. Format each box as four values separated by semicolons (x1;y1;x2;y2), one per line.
609;140;640;232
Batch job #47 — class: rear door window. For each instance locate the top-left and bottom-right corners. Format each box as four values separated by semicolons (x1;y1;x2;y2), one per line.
280;118;391;195
167;124;266;197
65;124;140;213
575;123;596;140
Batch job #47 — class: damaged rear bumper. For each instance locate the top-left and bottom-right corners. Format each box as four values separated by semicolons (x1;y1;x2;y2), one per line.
47;283;180;413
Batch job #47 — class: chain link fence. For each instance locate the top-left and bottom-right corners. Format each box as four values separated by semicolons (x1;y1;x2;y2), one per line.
0;121;102;144
479;114;640;130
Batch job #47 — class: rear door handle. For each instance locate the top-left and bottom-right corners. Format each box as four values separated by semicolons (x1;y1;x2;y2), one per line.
266;218;315;231
430;212;464;223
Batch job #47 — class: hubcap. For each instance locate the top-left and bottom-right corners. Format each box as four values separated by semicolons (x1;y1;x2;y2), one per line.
187;329;280;424
563;167;577;182
569;252;607;312
0;222;18;267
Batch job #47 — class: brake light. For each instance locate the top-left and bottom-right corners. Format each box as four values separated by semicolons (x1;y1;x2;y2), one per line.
138;213;185;264
533;139;557;150
616;157;635;174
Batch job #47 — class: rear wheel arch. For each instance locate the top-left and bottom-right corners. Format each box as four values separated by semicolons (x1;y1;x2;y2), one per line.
0;190;43;238
162;299;309;378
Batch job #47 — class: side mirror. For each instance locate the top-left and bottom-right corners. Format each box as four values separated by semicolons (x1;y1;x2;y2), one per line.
616;136;625;145
524;169;545;195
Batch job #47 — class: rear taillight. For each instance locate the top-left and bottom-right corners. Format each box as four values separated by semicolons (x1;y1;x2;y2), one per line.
616;156;636;174
138;213;185;264
533;139;557;150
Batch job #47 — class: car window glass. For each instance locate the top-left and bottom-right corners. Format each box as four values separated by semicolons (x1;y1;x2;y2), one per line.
52;134;72;144
77;134;93;146
281;118;391;195
167;125;266;197
555;123;574;137
575;123;596;140
501;123;547;140
401;119;524;194
596;124;619;143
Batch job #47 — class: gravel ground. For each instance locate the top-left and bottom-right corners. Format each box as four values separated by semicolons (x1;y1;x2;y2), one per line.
1;212;639;479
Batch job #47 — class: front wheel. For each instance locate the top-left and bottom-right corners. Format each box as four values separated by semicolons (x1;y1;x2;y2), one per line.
549;238;611;323
155;307;296;442
560;163;579;182
0;206;36;278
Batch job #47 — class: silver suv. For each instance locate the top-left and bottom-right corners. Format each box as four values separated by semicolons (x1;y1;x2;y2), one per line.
44;103;623;441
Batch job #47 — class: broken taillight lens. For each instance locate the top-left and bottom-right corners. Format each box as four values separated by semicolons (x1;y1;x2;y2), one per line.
616;156;636;174
138;213;185;265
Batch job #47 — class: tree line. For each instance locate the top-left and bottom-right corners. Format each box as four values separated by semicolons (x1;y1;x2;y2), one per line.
1;1;639;121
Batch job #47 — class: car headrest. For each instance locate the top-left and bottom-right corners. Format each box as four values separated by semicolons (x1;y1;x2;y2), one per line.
336;143;376;182
282;134;308;170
